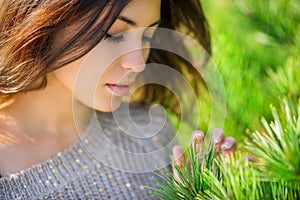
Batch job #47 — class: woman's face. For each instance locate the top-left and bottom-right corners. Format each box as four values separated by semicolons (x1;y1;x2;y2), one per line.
52;0;161;112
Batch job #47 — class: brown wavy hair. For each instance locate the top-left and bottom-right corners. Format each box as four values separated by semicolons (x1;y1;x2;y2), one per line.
0;0;210;114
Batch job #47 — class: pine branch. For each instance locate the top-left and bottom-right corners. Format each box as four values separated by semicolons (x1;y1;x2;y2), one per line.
147;143;221;200
266;56;300;101
149;98;300;200
244;98;300;182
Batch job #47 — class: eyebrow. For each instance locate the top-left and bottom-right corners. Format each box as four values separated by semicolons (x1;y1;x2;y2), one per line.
118;15;161;27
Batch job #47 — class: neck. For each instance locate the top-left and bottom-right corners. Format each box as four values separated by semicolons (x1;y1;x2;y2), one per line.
0;74;92;139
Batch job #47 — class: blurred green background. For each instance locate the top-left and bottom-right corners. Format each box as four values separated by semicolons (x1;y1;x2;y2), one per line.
172;0;300;145
152;1;300;197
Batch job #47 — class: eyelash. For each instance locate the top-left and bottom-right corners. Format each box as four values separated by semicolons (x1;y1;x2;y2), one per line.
104;33;154;44
105;33;124;43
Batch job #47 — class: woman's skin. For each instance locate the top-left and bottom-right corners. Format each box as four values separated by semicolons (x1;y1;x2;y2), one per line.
0;0;236;177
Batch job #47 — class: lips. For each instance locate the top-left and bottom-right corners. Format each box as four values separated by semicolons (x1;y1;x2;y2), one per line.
106;83;131;96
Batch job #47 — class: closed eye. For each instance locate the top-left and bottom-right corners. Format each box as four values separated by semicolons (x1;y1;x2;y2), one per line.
104;33;124;43
105;33;154;44
104;27;157;45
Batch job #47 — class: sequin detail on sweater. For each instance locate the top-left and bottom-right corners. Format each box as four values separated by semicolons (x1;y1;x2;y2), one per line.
0;104;175;199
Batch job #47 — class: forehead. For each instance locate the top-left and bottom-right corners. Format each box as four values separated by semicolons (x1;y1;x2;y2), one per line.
119;0;161;27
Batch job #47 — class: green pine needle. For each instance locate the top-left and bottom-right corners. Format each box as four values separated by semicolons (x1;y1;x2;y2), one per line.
147;143;220;200
245;97;300;182
149;98;300;200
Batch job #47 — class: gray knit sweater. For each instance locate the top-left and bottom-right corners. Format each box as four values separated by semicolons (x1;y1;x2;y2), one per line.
0;103;176;199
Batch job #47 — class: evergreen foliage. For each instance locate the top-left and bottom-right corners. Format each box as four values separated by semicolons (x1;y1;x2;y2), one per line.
150;99;300;199
150;0;300;199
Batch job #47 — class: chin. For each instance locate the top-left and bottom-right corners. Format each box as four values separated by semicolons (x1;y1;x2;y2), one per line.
93;97;122;112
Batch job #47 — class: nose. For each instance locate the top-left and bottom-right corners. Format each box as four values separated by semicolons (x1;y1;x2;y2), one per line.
120;49;146;72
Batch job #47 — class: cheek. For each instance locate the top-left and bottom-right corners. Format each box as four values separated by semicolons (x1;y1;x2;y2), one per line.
56;58;118;111
52;57;86;91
